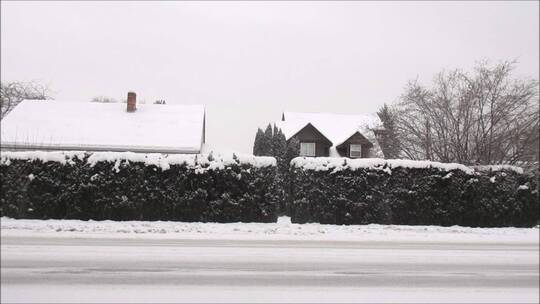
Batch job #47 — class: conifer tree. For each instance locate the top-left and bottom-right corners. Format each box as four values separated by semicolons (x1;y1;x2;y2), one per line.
262;124;274;156
271;124;287;161
271;128;288;175
281;136;300;216
270;127;288;215
255;123;298;215
285;136;300;164
377;103;401;159
252;128;264;156
275;129;288;161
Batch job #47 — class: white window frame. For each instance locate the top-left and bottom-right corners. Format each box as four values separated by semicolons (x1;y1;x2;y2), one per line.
350;144;362;158
300;142;316;157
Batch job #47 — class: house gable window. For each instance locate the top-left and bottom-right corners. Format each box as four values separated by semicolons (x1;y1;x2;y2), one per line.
350;144;362;158
300;142;316;157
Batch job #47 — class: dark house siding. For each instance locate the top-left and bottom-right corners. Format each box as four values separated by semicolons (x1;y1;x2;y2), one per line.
288;123;332;157
336;132;373;158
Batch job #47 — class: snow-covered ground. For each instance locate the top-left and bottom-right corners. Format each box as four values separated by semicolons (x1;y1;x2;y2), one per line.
2;235;539;303
1;216;538;243
2;217;539;303
4;285;539;304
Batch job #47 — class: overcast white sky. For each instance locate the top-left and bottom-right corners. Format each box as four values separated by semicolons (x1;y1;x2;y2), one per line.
1;1;538;153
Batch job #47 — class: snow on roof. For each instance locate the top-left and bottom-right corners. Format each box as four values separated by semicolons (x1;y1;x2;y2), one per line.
0;100;205;153
275;111;384;157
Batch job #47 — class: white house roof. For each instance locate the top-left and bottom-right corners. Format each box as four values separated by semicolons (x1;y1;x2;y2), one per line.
275;111;384;157
0;100;205;153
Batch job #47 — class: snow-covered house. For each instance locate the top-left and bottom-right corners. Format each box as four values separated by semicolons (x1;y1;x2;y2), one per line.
0;92;206;154
275;111;384;158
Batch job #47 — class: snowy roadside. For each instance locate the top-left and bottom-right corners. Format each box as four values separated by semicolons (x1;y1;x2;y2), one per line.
1;217;538;244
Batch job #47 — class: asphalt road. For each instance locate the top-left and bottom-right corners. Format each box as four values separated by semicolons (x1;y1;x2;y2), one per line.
1;236;539;303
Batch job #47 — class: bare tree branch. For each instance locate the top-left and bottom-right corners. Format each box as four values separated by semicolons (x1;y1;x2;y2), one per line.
1;81;52;119
394;60;539;166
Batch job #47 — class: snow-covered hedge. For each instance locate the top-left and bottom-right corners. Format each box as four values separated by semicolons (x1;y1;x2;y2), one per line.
289;157;538;227
0;151;278;222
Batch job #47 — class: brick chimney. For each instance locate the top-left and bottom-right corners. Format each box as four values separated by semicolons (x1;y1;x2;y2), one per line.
127;92;137;112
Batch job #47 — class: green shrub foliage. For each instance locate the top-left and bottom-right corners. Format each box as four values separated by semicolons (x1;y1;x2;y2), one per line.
1;153;278;223
289;163;539;227
2;152;538;228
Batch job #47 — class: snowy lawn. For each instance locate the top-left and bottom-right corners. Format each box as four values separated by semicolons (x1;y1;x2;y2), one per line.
1;217;538;244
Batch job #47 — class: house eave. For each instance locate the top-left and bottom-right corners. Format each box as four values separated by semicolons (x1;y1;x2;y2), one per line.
0;142;202;154
286;122;333;146
335;131;373;149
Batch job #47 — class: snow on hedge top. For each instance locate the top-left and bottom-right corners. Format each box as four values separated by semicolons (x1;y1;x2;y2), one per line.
472;165;524;174
0;100;205;153
0;150;87;165
0;151;276;171
291;157;479;174
289;157;526;175
275;111;384;158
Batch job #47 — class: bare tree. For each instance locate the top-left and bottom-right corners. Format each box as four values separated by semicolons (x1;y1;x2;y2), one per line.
394;60;539;166
90;96;118;103
1;81;52;119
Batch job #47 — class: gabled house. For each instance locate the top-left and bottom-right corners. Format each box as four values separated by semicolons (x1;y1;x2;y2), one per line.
275;111;385;158
0;92;206;154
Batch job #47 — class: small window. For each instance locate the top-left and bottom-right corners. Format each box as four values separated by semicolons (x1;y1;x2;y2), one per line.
300;142;316;157
350;144;362;158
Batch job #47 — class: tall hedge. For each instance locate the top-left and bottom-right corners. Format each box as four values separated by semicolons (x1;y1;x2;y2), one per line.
0;152;279;223
289;158;539;227
2;152;538;228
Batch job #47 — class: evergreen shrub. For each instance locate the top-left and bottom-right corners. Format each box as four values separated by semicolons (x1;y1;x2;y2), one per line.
289;158;539;227
0;151;278;223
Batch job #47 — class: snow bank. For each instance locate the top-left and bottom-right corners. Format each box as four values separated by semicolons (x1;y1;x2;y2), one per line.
291;157;476;174
1;151;276;171
1;217;537;244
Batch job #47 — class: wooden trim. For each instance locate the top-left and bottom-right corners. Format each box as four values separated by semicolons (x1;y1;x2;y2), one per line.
349;144;362;158
299;142;317;157
336;131;373;150
289;123;333;146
